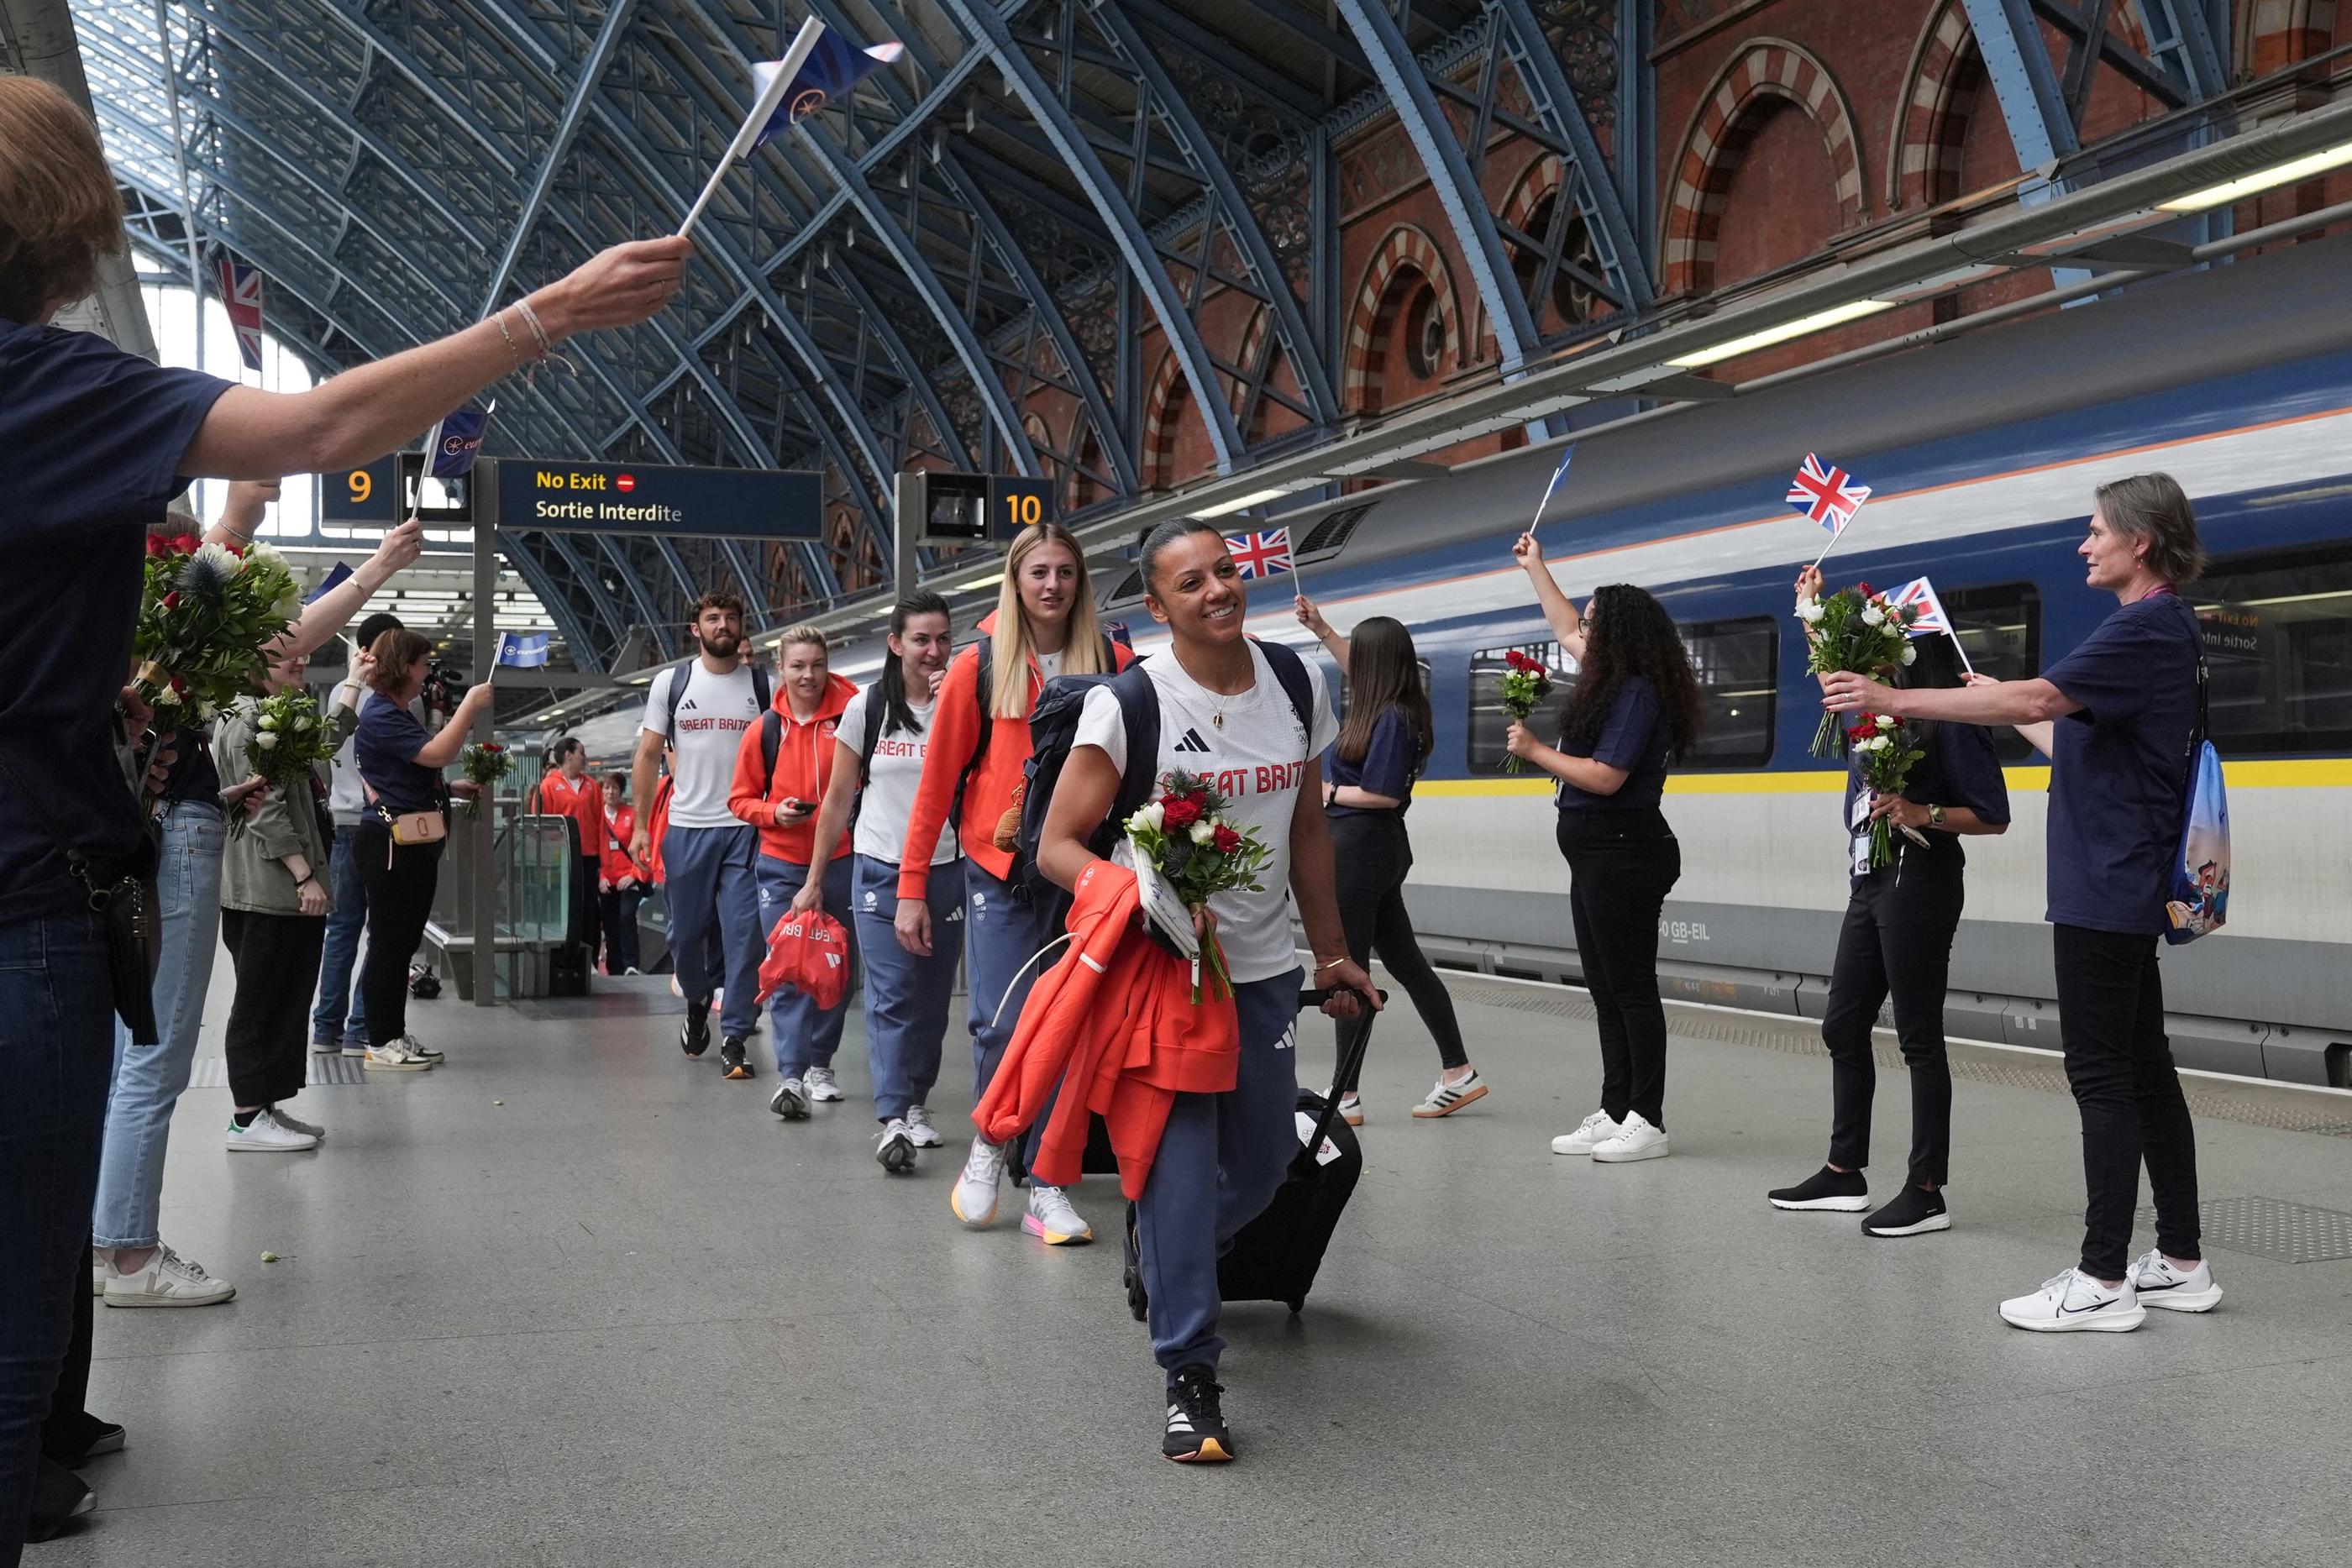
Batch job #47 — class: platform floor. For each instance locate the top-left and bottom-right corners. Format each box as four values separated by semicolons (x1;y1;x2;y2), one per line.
41;958;2352;1567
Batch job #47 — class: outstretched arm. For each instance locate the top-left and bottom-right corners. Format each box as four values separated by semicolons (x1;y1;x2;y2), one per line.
1513;533;1587;664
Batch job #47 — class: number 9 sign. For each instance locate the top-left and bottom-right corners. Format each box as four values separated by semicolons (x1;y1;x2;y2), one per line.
327;458;396;523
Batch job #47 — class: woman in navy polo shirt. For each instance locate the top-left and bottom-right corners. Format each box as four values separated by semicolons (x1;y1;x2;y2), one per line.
0;74;687;1545
1295;601;1475;1125
1824;473;2219;1331
1505;537;1704;1166
1772;566;2009;1239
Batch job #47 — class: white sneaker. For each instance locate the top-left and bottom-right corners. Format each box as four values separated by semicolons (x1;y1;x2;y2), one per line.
904;1105;942;1148
1023;1183;1093;1245
769;1078;809;1120
267;1106;326;1143
365;1040;434;1072
1336;1092;1364;1128
1551;1109;1623;1156
1999;1267;2146;1332
2128;1249;2223;1313
875;1119;917;1174
1591;1112;1669;1163
225;1110;320;1152
400;1033;444;1062
950;1137;1006;1228
1411;1071;1489;1119
92;1252;106;1298
102;1245;236;1308
804;1065;844;1103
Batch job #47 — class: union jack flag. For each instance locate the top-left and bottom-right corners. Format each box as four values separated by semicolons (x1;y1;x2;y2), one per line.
213;254;265;373
1788;453;1871;535
1224;527;1294;580
1890;576;1953;637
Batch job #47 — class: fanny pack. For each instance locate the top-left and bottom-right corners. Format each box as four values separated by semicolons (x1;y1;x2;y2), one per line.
0;750;161;1044
363;779;448;847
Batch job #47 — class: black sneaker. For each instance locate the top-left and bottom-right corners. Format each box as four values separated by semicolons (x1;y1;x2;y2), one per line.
43;1414;125;1468
1767;1165;1870;1212
720;1037;753;1080
680;1000;711;1058
27;1455;95;1541
1862;1183;1950;1237
1162;1364;1234;1463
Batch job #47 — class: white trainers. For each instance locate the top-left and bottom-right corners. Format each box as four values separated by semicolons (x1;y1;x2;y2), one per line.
102;1245;236;1308
1336;1092;1365;1127
2128;1249;2223;1313
1411;1071;1489;1119
903;1105;942;1148
365;1039;434;1072
1551;1109;1623;1156
769;1078;810;1120
400;1033;444;1062
224;1110;320;1152
804;1065;844;1102
268;1106;326;1142
950;1137;1006;1228
875;1119;917;1174
1999;1267;2146;1332
1591;1112;1669;1163
92;1253;106;1298
1023;1183;1094;1245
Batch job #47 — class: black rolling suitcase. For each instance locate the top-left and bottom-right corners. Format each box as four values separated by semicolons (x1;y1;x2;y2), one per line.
1124;985;1381;1319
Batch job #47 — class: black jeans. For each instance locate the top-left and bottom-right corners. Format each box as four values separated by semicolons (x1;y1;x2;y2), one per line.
1821;849;1965;1188
220;909;326;1108
0;905;114;1566
355;822;443;1049
600;886;643;973
1557;808;1680;1128
1327;810;1467;1093
2052;924;2201;1281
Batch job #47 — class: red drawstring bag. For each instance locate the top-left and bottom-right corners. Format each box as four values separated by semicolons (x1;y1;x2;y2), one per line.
757;908;850;1011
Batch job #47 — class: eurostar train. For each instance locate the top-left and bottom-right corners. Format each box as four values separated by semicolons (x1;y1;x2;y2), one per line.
727;233;2352;1089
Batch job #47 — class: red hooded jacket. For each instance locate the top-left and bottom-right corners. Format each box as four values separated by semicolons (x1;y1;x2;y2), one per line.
972;859;1239;1199
728;672;858;865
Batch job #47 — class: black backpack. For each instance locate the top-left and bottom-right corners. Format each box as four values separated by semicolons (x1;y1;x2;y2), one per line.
949;630;1121;831
757;692;890;821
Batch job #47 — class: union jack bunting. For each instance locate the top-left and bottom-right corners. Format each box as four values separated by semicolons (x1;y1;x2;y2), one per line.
213;254;265;373
1224;527;1294;580
1787;453;1871;534
1890;576;1953;638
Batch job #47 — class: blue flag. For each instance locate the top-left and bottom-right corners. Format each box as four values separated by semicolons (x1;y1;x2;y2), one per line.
303;561;353;606
495;632;551;669
753;31;906;147
429;407;490;480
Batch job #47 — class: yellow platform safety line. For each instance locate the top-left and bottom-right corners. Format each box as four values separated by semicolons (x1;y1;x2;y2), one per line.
1413;758;2352;800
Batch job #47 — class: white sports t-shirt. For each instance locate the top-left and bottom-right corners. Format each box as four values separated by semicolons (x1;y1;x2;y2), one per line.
837;686;958;866
641;662;764;828
1073;642;1337;985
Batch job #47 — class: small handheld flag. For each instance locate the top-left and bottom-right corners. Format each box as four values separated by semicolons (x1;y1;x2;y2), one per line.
495;632;551;669
213;254;265;375
1890;575;1974;676
430;407;491;480
303;562;354;606
1790;453;1872;568
680;18;903;237
1527;443;1575;536
1225;527;1294;581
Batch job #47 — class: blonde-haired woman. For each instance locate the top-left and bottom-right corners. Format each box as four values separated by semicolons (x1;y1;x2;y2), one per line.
897;523;1130;1240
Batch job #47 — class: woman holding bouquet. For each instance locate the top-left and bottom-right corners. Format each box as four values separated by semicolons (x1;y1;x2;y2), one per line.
1768;565;2008;1237
1504;536;1699;1164
1038;517;1374;1463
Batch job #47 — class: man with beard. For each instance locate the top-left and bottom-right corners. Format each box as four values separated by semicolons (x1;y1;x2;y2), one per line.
633;592;771;1078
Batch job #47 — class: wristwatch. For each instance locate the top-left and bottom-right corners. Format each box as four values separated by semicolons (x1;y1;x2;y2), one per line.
1928;804;1945;828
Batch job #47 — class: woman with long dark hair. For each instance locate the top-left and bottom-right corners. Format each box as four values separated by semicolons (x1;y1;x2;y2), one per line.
1504;537;1701;1163
1296;599;1476;1124
1769;566;2008;1236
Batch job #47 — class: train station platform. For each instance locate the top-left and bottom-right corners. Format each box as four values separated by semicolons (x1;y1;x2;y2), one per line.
49;962;2352;1568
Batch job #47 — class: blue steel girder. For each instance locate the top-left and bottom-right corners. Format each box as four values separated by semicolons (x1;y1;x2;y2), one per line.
2026;1;2200;116
1966;0;2081;165
1615;0;1656;282
935;0;1243;476
2127;1;2229;104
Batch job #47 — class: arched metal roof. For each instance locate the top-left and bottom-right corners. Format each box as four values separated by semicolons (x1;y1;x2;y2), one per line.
74;0;1653;670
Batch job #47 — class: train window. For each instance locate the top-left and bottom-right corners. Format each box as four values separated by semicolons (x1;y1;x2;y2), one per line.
1677;617;1776;768
2186;544;2352;753
1940;584;2041;761
1467;640;1572;773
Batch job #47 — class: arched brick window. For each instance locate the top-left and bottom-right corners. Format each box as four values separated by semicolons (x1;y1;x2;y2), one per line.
1343;224;1463;416
1888;1;1986;210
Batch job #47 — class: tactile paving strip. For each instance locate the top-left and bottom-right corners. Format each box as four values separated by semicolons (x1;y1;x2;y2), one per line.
2134;1196;2352;1264
1436;973;2352;1139
186;1053;368;1088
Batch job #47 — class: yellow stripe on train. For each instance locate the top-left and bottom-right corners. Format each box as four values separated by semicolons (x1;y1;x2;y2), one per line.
1411;758;2352;800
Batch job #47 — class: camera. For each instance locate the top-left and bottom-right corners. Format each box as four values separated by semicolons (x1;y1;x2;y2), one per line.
422;658;469;715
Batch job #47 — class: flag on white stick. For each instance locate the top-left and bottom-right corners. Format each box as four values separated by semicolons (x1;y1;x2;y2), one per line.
1527;443;1575;534
1890;574;1975;676
679;18;905;237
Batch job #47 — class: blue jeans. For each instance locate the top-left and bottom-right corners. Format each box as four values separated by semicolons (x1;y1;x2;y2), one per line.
755;855;857;1079
92;802;223;1251
855;855;962;1121
962;863;1053;1102
311;821;369;1046
663;823;764;1038
0;904;115;1563
1135;971;1302;1375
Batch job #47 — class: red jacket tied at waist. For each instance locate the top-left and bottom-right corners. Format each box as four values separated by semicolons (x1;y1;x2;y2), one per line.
972;860;1237;1199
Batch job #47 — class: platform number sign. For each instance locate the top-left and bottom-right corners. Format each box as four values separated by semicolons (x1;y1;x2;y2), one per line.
992;476;1053;539
328;458;397;523
913;471;1056;547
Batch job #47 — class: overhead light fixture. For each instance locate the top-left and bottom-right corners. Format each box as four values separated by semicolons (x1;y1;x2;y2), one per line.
962;573;1005;593
2159;139;2352;212
1194;487;1293;519
1665;298;1898;369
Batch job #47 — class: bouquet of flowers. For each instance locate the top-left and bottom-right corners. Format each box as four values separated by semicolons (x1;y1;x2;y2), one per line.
133;532;302;730
1496;648;1554;774
459;740;515;820
1845;712;1929;870
231;690;339;837
1123;770;1273;1002
1796;579;1918;758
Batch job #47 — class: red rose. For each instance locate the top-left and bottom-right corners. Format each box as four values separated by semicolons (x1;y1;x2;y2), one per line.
175;533;200;553
1855;581;1874;597
161;591;181;610
169;676;186;695
1211;824;1242;855
1161;795;1203;830
483;742;504;753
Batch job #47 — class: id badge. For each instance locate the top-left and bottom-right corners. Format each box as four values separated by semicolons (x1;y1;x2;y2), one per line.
1849;791;1873;878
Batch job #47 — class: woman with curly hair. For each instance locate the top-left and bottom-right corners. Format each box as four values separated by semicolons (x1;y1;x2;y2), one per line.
1504;535;1702;1164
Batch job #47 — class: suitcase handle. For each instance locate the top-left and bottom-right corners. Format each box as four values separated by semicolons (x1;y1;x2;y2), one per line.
1294;984;1383;1173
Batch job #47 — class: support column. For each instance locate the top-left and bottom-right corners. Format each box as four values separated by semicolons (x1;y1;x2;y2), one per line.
470;464;499;1009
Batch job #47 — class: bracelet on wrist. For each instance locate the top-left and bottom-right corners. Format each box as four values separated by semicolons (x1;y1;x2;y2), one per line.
1313;956;1348;974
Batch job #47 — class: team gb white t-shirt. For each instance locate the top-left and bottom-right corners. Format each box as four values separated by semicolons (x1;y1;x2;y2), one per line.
1073;642;1337;984
837;685;958;866
641;662;764;828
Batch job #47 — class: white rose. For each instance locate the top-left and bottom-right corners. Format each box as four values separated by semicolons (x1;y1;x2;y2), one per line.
1901;642;1917;665
155;685;182;707
249;542;285;570
1875;714;1897;727
1129;800;1165;833
296;715;315;732
1870;735;1891;753
1861;605;1884;627
1797;600;1825;624
1189;821;1214;845
253;732;278;751
258;713;279;731
192;701;215;723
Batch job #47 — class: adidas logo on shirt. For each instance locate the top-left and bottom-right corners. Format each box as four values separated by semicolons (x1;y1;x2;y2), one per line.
679;699;699;711
1173;727;1213;754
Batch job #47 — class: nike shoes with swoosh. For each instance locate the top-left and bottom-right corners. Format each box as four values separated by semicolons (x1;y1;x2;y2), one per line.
1999;1267;2145;1332
2128;1249;2223;1312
